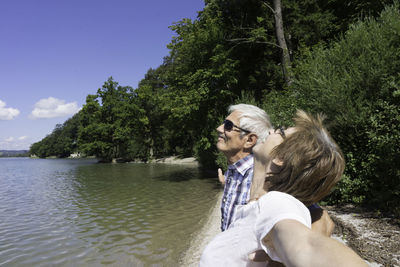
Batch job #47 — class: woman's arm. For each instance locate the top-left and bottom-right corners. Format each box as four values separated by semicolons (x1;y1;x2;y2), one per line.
250;208;334;265
310;207;335;237
269;219;368;267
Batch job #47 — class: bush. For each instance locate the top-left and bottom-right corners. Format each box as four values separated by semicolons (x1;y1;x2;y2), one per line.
263;3;400;215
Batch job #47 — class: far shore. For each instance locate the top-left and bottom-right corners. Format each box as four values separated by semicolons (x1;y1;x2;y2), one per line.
147;156;198;165
29;154;199;166
121;156;199;165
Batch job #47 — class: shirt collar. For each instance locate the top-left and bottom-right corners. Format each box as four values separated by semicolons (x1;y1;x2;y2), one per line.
228;154;254;176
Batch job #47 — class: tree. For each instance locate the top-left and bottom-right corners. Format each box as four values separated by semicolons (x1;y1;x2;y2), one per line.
256;0;293;86
134;67;170;159
29;113;81;158
78;77;136;162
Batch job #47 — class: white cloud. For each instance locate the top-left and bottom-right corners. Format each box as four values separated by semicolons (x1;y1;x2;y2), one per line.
5;137;14;142
30;97;80;119
0;100;20;120
18;136;28;140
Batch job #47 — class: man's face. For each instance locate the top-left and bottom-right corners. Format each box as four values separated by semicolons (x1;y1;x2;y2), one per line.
216;111;247;157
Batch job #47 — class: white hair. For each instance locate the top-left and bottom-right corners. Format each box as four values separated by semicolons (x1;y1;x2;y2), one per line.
228;104;272;143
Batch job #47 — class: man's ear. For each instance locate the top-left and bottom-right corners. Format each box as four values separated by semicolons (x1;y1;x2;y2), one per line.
244;133;258;148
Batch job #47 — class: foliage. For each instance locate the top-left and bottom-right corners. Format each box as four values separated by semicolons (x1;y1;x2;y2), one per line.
159;0;374;167
264;4;400;214
0;150;29;157
30;113;80;158
78;77;137;162
133;67;172;159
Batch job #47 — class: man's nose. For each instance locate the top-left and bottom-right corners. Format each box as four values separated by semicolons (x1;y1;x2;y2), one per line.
216;124;224;133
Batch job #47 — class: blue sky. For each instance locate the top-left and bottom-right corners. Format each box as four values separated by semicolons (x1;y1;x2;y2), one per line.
0;0;204;150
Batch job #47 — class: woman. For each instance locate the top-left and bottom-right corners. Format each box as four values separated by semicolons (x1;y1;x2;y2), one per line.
200;110;367;267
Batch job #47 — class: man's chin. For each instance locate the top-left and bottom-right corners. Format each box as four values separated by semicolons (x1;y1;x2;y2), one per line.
216;142;226;152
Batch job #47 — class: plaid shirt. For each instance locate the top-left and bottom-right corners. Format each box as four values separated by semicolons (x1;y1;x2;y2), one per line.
220;154;254;231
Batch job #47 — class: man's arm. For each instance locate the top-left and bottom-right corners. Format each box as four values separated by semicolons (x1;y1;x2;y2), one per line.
269;219;367;267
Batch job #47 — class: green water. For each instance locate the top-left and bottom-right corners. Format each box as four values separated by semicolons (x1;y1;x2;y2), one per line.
0;158;220;266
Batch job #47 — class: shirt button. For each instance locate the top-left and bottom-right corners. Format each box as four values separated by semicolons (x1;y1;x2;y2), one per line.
221;218;224;222
223;198;226;202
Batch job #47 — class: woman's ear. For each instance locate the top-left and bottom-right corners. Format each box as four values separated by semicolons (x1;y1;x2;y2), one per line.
245;133;258;148
272;158;284;166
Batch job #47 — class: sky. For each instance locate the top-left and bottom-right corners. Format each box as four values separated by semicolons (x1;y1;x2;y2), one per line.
0;0;204;150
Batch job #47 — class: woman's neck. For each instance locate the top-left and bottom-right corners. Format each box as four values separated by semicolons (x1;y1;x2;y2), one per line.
249;159;269;201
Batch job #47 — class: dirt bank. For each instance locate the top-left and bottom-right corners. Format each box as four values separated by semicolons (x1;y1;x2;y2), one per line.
327;205;400;267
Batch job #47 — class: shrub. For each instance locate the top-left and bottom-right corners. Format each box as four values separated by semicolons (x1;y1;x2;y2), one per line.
264;3;400;215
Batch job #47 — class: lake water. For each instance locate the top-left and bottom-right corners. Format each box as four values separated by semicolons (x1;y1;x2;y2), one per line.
0;158;220;266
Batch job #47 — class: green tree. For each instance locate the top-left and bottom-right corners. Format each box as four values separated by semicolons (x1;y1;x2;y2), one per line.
133;67;171;159
29;113;81;158
78;77;136;162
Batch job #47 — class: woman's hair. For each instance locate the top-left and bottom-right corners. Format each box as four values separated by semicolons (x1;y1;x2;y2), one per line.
266;110;345;206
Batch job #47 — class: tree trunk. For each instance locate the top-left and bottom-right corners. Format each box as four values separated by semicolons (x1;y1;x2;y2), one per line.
272;0;292;86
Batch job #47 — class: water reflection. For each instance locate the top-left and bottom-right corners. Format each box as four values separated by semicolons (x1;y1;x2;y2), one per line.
0;158;220;266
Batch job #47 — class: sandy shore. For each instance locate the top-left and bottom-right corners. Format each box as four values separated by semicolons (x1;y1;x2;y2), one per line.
180;192;222;266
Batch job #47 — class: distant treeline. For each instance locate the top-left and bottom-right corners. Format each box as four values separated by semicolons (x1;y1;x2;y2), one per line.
30;0;400;215
0;150;29;157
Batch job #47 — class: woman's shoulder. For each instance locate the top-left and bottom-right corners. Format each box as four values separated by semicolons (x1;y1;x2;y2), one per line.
258;191;303;206
256;191;311;225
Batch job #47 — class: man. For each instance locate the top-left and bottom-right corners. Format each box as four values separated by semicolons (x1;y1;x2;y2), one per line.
217;104;334;234
216;104;272;231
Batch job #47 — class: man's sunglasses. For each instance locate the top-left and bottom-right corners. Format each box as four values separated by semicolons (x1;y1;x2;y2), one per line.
223;120;251;133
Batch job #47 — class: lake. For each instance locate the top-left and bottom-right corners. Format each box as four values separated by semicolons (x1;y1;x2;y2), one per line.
0;158;220;266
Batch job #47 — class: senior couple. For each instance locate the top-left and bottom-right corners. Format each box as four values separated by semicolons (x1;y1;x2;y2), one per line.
200;104;367;266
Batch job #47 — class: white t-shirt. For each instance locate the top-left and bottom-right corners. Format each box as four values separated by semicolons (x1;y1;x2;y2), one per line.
200;191;311;266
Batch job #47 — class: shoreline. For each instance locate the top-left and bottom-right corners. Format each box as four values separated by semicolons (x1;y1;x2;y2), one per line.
29;155;199;166
148;156;198;166
180;192;222;266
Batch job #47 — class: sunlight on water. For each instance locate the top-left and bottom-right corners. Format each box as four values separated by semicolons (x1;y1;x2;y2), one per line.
0;158;220;266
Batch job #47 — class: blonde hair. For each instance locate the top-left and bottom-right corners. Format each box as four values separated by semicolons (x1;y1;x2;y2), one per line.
266;110;345;206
